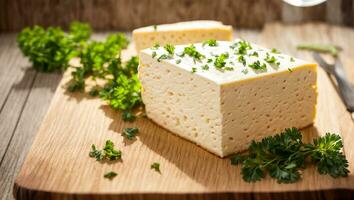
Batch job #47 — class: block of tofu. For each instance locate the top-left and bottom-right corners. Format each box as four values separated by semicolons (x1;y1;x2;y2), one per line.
133;20;233;52
138;40;317;157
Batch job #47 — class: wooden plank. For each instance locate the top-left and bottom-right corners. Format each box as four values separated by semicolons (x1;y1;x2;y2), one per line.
0;0;281;31
0;72;62;200
13;26;354;199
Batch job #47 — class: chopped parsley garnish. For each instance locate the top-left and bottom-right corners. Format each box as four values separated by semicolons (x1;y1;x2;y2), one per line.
151;162;161;172
288;68;293;72
248;60;266;70
164;44;175;55
290;57;295;62
191;67;197;73
271;48;281;54
157;54;169;62
122;127;139;140
202;39;218;47
122;110;136;122
231;128;349;183
153;25;157;31
181;44;205;62
224;66;234;71
151;43;160;50
250;51;259;57
264;53;277;64
202;64;209;70
238;55;246;66
241;69;248;74
214;53;229;70
104;171;117;180
207;58;213;63
176;59;181;64
89;140;122;161
232;40;252;55
152;51;157;58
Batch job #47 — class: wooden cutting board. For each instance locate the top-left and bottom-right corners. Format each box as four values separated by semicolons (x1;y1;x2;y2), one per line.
14;23;354;200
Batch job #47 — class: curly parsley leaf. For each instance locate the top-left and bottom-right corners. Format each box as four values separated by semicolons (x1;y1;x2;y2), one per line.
151;162;161;172
231;128;349;184
89;140;122;161
104;171;117;180
122;127;139;140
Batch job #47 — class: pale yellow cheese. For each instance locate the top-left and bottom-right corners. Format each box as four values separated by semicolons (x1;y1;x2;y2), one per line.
138;40;317;157
133;20;233;52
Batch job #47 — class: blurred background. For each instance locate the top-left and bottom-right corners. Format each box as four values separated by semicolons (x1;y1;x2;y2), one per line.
0;0;353;32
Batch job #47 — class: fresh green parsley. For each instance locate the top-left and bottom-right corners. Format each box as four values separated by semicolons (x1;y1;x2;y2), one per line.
238;55;246;66
241;69;248;74
151;43;160;50
17;22;91;72
271;48;281;54
157;54;169;62
164;44;175;55
104;171;117;180
152;51;157;58
191;67;197;73
207;58;213;63
122;127;139;140
248;60;266;70
230;128;349;184
264;53;277;64
250;51;259;57
122;110;136;122
151;162;161;172
290;57;295;62
232;40;252;55
181;44;205;62
202;39;218;47
176;59;181;64
288;68;293;72
214;53;229;70
89;140;122;161
202;64;209;70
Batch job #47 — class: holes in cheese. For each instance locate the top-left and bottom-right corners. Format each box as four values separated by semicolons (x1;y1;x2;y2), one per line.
138;40;317;157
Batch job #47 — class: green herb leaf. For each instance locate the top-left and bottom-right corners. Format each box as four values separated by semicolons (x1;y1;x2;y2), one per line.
181;44;205;62
214;53;229;70
122;127;139;140
164;44;175;55
248;60;266;70
202;39;218;47
151;162;160;172
271;48;281;54
122;110;136;122
231;128;349;184
238;55;246;66
104;171;117;180
89;140;122;161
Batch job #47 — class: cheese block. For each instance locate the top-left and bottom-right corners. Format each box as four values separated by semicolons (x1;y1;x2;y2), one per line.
133;20;233;52
138;40;317;157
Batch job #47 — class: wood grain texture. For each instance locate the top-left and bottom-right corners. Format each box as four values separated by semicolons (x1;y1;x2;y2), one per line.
13;25;354;199
0;0;281;32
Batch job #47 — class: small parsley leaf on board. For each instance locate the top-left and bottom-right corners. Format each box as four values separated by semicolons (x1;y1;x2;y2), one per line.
122;127;139;140
230;128;349;184
151;162;161;172
89;140;122;161
122;110;136;122
104;171;117;180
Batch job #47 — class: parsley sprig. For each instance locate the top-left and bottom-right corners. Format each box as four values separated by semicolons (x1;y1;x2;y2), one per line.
231;128;349;184
89;140;122;161
181;44;205;62
202;39;218;47
17;22;91;72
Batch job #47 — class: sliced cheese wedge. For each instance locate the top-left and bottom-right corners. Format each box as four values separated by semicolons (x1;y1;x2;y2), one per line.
133;20;233;52
138;40;317;157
